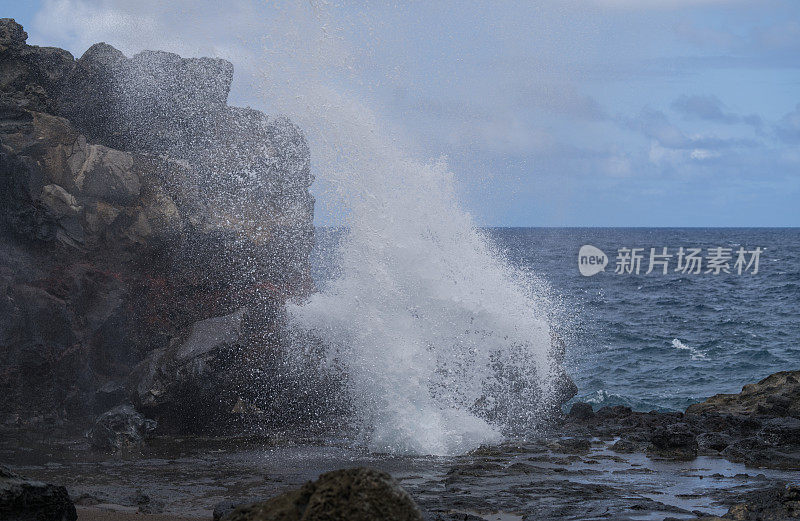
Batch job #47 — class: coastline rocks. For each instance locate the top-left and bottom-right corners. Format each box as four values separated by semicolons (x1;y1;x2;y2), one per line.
647;422;698;461
563;370;800;469
0;465;76;521
129;309;249;433
86;405;155;452
686;370;800;417
0;18;315;431
222;467;424;521
693;483;800;521
567;401;594;420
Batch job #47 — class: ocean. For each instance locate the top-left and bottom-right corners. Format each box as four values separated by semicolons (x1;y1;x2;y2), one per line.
312;227;800;414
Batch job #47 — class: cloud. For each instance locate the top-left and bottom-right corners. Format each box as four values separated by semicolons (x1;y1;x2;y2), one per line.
634;109;691;148
670;94;765;130
22;0;799;225
629;109;758;152
752;20;800;52
774;103;800;143
671;94;739;123
601;155;633;177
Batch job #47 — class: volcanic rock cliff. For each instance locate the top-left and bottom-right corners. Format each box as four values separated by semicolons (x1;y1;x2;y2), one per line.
0;19;322;434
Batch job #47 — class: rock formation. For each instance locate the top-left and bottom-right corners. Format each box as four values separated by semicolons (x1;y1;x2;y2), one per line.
86;405;156;452
0;465;77;521
686;370;800;417
0;18;321;434
221;467;424;521
564;369;800;469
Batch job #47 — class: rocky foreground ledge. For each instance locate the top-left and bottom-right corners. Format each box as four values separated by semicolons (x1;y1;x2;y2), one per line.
1;370;798;521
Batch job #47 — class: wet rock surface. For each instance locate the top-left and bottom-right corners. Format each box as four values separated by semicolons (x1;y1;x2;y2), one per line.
222;467;423;521
87;405;156;452
2;432;798;521
0;18;317;434
0;464;77;521
1;367;799;517
560;370;800;470
692;483;800;520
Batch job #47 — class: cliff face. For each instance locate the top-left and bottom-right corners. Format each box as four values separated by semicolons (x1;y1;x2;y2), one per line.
0;19;318;432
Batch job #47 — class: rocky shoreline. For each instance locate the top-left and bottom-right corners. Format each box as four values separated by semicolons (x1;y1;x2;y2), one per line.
561;370;800;470
1;16;798;521
1;369;798;521
0;17;343;440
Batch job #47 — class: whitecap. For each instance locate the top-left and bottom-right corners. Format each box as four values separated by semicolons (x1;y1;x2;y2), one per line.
671;338;706;360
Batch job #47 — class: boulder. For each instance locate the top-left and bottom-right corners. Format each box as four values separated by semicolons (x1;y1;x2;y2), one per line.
647;422;698;461
87;405;156;452
0;464;77;521
559;371;800;469
568;402;595;421
222;467;423;521
129;309;247;433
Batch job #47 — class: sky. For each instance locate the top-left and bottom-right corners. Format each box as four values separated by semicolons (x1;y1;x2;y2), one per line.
2;0;799;226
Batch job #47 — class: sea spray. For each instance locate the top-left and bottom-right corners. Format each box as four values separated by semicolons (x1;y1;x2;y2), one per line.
286;154;559;454
43;0;567;455
283;87;562;455
258;9;566;455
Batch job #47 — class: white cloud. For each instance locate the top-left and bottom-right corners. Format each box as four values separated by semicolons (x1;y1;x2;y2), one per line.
690;148;720;160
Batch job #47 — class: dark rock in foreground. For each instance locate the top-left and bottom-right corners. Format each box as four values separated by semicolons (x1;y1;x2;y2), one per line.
222;467;424;521
691;483;800;520
0;465;76;521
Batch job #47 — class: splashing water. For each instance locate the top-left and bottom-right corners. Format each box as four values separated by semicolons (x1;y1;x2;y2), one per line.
41;0;564;456
284;88;561;456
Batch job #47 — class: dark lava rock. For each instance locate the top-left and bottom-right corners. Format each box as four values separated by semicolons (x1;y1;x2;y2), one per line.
759;416;800;445
686;370;800;418
722;437;800;470
550;437;591;454
133;490;165;514
214;500;240;521
86;405;156;452
0;19;316;433
556;371;800;469
696;483;800;520
568;401;595;420
0;464;77;521
610;438;640;454
647;422;698;461
696;431;734;453
222;467;423;521
128;309;246;432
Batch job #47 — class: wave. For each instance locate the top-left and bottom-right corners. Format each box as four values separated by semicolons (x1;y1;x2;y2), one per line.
671;338;707;360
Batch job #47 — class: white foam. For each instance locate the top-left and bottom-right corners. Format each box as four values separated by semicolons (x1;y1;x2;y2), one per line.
287;151;558;454
671;338;706;360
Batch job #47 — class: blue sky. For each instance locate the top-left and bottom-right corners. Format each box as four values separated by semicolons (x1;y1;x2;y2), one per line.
2;0;799;226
